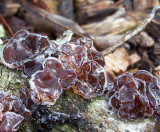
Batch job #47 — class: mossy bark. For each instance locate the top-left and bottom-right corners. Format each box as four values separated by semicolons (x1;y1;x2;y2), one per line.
0;64;158;132
0;64;28;95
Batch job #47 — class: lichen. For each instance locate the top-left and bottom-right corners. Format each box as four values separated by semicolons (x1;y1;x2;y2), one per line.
86;99;156;132
0;64;28;95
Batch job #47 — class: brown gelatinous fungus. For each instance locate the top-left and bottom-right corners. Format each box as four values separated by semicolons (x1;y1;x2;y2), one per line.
29;57;77;105
59;37;105;69
59;37;107;98
18;88;35;110
0;90;31;131
1;29;58;77
106;70;160;120
23;61;43;77
72;61;107;98
1;29;107;103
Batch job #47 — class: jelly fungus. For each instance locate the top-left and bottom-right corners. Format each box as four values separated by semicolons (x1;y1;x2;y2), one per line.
0;90;30;131
2;29;160;126
1;30;58;77
1;29;107;103
29;57;77;105
59;37;107;98
18;88;35;110
106;70;160;120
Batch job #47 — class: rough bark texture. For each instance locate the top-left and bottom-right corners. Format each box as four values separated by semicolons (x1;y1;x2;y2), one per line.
0;64;28;95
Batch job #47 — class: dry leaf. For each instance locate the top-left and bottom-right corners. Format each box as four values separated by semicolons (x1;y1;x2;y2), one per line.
129;53;141;65
155;71;160;80
104;48;130;73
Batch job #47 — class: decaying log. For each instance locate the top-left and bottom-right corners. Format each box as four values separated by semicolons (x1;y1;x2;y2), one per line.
0;64;28;96
76;1;116;24
82;8;147;36
18;4;84;36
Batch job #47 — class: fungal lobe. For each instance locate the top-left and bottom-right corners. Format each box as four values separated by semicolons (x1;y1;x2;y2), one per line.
1;29;58;77
0;90;30;132
59;37;107;99
107;70;160;120
2;30;108;106
29;57;77;105
29;36;107;105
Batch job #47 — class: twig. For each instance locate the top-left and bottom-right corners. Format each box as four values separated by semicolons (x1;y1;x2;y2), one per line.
0;14;14;37
101;5;160;56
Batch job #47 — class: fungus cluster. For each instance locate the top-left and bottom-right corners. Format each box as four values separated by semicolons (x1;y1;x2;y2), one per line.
0;90;30;131
1;30;107;105
106;70;160;120
58;37;107;99
1;30;160;131
1;30;58;77
30;57;77;105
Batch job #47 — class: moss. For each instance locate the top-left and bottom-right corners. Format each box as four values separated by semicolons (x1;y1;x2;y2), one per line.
53;89;92;113
18;122;32;132
90;95;106;103
0;64;28;95
52;124;74;132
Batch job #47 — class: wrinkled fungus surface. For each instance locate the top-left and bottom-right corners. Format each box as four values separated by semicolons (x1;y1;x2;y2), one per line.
2;29;160;131
18;88;35;110
29;57;77;105
29;36;107;104
1;30;58;77
59;37;107;98
1;30;107;102
106;70;160;120
0;90;30;131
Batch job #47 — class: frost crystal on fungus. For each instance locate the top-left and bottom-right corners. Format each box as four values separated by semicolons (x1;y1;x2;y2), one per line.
1;30;58;77
29;57;77;105
0;90;30;131
106;70;160;120
1;29;160;132
1;29;107;105
58;37;107;98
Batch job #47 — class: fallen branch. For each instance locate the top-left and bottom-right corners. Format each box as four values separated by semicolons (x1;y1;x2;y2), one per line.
101;5;160;56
